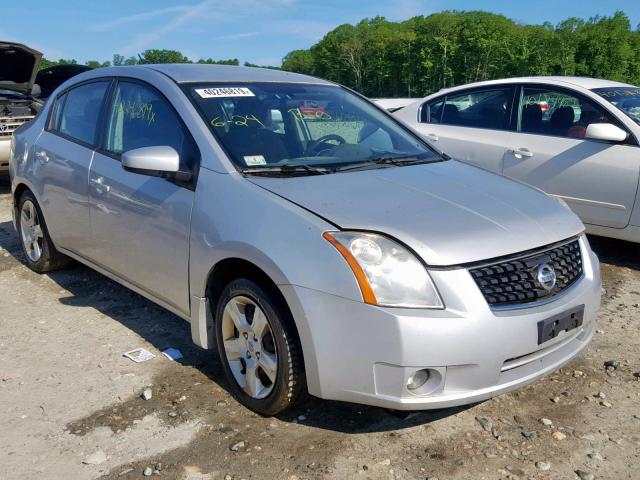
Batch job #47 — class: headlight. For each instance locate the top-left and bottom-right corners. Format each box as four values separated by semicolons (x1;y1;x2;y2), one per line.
323;231;444;309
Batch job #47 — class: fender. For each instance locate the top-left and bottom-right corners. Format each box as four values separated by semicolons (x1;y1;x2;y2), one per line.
189;241;290;349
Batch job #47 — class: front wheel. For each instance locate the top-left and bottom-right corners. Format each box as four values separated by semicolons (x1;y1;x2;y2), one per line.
214;278;306;415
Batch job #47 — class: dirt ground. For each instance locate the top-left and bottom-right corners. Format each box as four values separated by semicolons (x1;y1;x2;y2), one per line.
0;175;638;480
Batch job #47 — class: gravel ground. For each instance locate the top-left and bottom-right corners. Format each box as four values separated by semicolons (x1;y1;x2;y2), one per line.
0;175;639;480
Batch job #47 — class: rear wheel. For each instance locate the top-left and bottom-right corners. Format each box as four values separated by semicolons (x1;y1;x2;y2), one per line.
18;191;71;273
214;278;305;415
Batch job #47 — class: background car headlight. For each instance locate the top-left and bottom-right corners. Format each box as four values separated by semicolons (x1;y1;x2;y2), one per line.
323;231;444;309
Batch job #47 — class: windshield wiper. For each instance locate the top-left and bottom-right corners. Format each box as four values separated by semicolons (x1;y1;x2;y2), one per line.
241;164;332;176
335;155;434;172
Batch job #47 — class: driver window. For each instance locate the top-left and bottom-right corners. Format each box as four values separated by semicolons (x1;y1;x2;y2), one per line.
519;87;613;139
105;81;198;172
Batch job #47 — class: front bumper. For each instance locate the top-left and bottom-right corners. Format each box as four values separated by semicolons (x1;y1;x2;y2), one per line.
283;236;601;410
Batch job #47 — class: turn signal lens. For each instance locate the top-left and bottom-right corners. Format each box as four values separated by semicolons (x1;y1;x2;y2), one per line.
323;232;377;304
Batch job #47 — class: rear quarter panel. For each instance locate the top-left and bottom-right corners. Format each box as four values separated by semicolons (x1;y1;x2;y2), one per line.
10;109;47;205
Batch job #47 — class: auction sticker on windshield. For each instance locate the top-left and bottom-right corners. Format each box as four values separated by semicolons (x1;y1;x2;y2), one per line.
195;87;255;98
244;155;267;166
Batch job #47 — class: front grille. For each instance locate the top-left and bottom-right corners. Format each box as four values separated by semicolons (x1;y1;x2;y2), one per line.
0;116;34;138
469;238;583;308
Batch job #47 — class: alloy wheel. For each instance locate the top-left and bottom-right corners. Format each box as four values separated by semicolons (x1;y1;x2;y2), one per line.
20;200;44;262
221;296;278;399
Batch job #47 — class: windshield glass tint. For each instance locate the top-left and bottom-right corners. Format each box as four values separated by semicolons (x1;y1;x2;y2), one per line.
592;87;640;125
187;83;437;171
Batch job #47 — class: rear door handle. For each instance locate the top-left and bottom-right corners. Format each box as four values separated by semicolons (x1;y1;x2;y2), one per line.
510;148;533;158
425;133;439;142
90;177;111;194
34;150;49;164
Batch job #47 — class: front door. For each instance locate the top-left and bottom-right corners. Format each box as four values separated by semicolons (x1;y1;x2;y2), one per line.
88;80;199;314
503;85;640;229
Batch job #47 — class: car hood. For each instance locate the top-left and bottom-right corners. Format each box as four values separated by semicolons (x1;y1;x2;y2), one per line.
35;64;93;98
249;160;585;266
0;42;42;94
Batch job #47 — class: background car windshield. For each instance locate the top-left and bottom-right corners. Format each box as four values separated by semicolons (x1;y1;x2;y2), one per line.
592;87;640;125
188;83;437;170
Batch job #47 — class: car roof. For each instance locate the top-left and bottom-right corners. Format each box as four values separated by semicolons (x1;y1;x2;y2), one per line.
435;76;636;96
138;64;334;85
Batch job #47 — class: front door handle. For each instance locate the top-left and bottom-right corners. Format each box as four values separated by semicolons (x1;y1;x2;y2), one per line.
90;177;111;195
34;150;49;165
510;148;533;158
425;133;439;142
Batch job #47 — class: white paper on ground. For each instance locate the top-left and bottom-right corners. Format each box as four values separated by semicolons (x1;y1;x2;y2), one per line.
122;347;156;363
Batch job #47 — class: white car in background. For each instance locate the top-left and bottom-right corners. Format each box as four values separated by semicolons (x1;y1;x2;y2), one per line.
395;77;640;243
372;98;417;113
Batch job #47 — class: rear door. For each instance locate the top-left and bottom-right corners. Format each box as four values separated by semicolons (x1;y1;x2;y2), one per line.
88;79;199;315
410;86;518;174
32;80;110;255
503;84;640;229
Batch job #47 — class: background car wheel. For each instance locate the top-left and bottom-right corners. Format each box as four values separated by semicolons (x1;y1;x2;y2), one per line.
18;190;71;273
214;278;306;416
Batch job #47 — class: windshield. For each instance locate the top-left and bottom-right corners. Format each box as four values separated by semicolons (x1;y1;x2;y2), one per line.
187;82;439;174
592;87;640;125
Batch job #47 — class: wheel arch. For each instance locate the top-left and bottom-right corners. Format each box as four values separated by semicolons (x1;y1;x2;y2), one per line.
205;257;291;320
191;254;303;353
12;182;31;224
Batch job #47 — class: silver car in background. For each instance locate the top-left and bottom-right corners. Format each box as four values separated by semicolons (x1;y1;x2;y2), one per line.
10;65;601;415
395;77;640;244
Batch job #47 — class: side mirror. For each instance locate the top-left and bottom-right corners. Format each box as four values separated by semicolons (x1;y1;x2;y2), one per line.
121;146;180;175
585;123;628;143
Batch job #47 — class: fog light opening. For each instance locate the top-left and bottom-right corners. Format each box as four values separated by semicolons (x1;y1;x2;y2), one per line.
406;369;430;391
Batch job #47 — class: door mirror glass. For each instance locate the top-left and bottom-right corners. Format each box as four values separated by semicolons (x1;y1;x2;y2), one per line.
121;146;180;174
585;123;628;142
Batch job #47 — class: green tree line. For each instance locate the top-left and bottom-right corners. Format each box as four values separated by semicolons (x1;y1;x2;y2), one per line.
282;11;640;97
39;49;259;71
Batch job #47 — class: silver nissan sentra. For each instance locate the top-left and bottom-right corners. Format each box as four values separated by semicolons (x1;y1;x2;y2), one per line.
10;65;601;415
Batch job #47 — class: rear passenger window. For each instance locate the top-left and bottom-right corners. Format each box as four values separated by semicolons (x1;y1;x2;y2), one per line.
519;87;613;139
50;92;67;130
55;81;109;146
438;88;513;130
104;81;197;171
420;98;444;123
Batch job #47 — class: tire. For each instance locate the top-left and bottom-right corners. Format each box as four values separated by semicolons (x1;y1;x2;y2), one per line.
214;278;306;415
17;190;71;273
